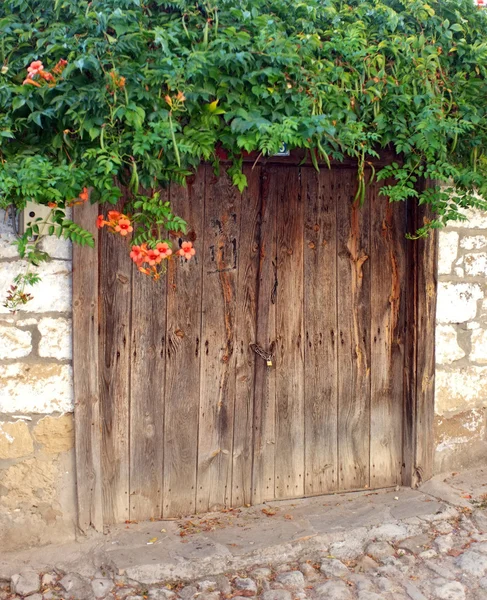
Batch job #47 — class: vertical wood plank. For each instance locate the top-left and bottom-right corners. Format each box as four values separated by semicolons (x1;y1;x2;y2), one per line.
336;169;371;491
303;167;338;495
197;166;240;512
275;166;305;499
232;165;261;507
129;192;167;521
413;184;438;486
164;170;205;517
73;201;103;533
402;199;418;488
99;196;132;524
251;167;277;504
369;182;407;488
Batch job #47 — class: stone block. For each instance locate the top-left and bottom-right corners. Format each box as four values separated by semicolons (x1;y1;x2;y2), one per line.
38;317;72;360
471;329;487;363
460;207;487;229
465;253;487;276
0;325;32;359
436;409;485;452
10;571;40;596
461;235;487;250
39;235;72;260
436;367;487;414
33;414;74;454
435;325;465;365
436;283;483;324
0;421;34;459
0;260;71;315
438;232;459;275
0;363;73;413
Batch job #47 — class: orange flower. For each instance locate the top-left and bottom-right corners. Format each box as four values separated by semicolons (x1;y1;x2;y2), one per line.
176;90;186;102
96;215;107;229
79;187;89;202
27;60;44;76
178;241;196;260
130;245;146;266
146;248;162;265
52;59;68;75
107;210;121;222
156;242;172;258
115;217;133;236
23;77;41;87
47;202;57;208
39;70;55;82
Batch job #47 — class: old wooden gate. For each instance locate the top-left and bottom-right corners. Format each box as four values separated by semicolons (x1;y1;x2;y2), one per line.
73;157;437;531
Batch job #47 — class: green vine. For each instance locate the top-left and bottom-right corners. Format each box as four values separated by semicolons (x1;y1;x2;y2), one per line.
2;0;487;303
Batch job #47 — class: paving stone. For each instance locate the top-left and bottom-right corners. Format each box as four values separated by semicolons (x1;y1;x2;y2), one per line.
28;595;43;600
261;591;292;600
357;592;385;600
275;571;305;589
404;581;428;600
196;593;221;600
365;541;396;562
435;522;454;535
472;542;487;555
148;589;177;600
92;577;115;598
367;523;409;542
41;573;57;587
347;574;375;591
481;576;487;590
10;570;40;596
432;580;466;600
329;534;366;560
425;560;457;580
298;562;319;580
354;555;379;573
59;573;92;600
234;577;258;594
475;512;487;533
313;580;352;600
398;534;432;554
179;585;199;599
250;568;272;581
319;558;349;577
456;550;487;577
418;549;438;559
435;534;455;554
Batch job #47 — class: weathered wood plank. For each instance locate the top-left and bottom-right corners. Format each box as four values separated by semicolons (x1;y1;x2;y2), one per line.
336;169;371;491
251;167;277;504
73;201;103;533
413;184;438;486
197;166;240;512
129;192;167;521
232;165;261;507
369;182;406;488
275;166;305;499
164;170;205;517
303;167;338;495
99;195;132;524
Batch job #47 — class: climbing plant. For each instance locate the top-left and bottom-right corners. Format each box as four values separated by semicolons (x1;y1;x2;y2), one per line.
2;0;487;307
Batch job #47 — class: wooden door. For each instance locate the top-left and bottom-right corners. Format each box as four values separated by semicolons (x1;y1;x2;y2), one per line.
74;160;416;528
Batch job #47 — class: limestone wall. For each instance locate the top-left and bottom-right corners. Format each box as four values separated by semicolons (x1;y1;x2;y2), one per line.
0;210;76;551
435;208;487;471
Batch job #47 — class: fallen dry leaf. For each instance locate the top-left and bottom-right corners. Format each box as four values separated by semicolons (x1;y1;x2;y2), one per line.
262;507;278;516
147;537;158;544
284;514;294;520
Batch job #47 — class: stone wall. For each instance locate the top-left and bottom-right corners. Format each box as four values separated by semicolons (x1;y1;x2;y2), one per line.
435;208;487;471
0;210;76;552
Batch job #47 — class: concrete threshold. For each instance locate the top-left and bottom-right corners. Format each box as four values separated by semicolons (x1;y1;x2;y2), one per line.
3;469;484;585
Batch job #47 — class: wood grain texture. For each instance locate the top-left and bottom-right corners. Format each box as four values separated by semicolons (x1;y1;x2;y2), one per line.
303;167;338;495
251;167;277;504
73;201;103;533
129;192;167;521
197;166;240;512
164;170;205;516
275;166;305;499
99;196;132;524
413;184;438;486
232;164;261;507
369;182;406;488
336;169;371;491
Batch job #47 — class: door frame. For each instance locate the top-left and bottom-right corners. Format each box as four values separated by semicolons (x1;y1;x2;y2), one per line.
72;159;437;533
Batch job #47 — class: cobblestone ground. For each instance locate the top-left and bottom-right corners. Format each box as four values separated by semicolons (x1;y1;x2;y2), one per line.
3;506;487;600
